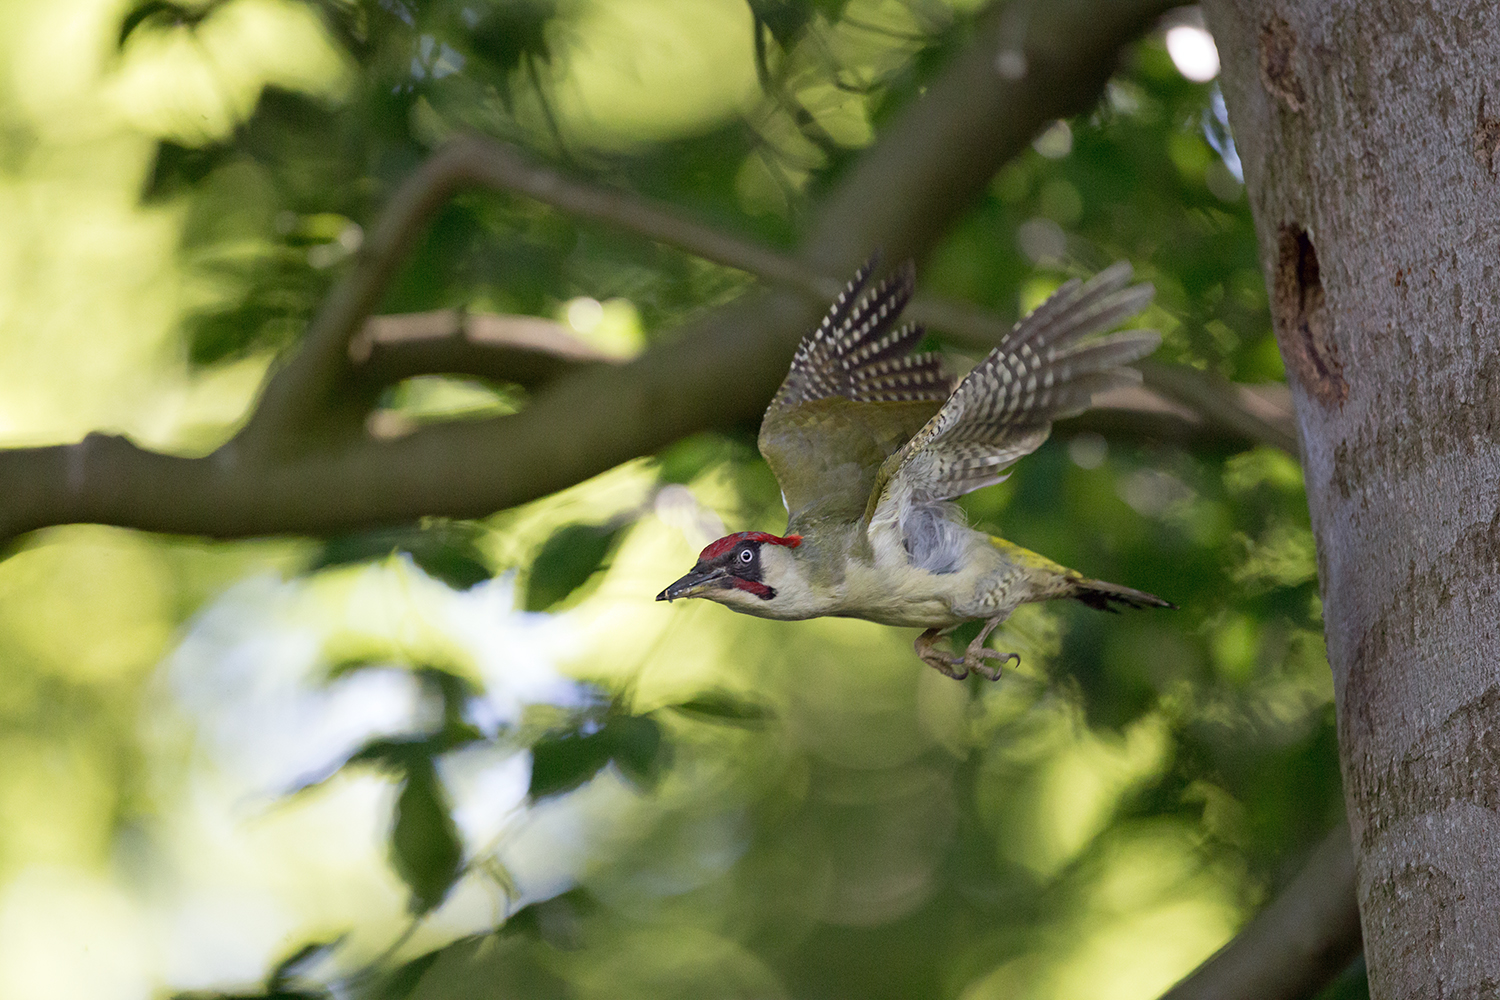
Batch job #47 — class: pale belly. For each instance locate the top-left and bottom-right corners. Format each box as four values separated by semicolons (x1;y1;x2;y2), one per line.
831;598;965;630
829;542;1025;629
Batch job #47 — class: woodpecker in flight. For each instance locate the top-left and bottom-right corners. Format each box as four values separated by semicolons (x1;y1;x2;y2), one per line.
657;259;1173;679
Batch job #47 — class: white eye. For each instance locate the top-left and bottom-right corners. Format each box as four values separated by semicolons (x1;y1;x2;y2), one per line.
738;548;754;564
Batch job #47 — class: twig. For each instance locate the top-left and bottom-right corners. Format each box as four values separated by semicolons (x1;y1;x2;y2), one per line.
1159;824;1362;1000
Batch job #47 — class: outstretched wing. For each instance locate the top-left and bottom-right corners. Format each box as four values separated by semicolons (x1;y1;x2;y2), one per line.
758;259;953;532
869;262;1159;522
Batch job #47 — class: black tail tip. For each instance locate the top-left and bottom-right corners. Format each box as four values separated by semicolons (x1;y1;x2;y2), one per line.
1074;591;1176;612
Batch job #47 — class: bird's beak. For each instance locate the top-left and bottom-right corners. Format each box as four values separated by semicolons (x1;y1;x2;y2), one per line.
656;566;727;602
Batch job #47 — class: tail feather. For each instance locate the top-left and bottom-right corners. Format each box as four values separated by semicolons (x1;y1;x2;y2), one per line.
1071;577;1176;613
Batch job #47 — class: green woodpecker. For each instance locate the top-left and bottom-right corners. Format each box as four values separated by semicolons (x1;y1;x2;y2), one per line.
657;260;1173;679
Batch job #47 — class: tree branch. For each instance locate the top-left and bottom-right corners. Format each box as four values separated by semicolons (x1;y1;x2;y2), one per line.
1138;361;1298;457
349;310;613;392
233;137;839;458
905;299;1297;456
317;142;1295;455
1159;824;1363;1000
324;138;1300;454
0;0;1190;547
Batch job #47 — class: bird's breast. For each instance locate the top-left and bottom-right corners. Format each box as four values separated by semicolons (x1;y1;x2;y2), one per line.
831;551;982;629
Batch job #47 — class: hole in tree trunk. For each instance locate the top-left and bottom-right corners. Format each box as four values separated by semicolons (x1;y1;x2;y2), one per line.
1274;224;1346;406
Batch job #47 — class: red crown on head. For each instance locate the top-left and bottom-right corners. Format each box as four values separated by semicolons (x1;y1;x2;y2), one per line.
698;531;803;561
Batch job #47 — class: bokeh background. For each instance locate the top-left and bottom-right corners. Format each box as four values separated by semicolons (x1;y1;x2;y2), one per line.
0;1;1358;997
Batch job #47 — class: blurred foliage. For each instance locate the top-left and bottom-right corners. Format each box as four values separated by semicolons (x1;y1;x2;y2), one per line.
313;520;495;590
0;0;1364;999
522;521;624;612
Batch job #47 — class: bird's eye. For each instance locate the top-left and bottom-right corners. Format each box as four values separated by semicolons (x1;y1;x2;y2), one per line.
738;548;754;564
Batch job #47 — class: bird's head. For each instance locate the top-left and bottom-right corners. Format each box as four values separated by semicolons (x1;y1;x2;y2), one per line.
656;531;805;614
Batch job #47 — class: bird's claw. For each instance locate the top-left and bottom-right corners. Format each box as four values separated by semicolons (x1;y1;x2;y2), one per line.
965;648;1020;681
914;625;1018;681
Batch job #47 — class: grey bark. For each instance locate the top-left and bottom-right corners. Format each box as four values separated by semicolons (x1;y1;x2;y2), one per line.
1205;1;1500;996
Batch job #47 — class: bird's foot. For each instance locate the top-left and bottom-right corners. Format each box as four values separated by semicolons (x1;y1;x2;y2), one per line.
915;627;970;678
914;624;1018;681
960;647;1020;681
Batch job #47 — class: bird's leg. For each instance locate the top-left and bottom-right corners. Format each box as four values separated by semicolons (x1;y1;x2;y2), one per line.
915;620;1019;681
960;616;1020;681
914;626;969;679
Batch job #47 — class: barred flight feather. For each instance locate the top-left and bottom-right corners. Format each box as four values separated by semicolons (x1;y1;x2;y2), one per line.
873;264;1158;512
768;259;952;412
760;256;957;530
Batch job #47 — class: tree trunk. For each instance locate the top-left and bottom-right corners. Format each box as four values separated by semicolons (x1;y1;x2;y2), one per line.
1205;2;1500;995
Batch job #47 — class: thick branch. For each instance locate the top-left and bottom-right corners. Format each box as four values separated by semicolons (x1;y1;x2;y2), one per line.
349;318;1245;452
348;308;1293;456
1159;825;1362;1000
1;0;1185;546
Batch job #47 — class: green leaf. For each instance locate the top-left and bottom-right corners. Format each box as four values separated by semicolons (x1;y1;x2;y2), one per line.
500;888;593;948
748;0;814;50
347;736;429;772
391;761;464;914
655;434;731;485
372;949;444;1000
528;729;614;800
312;522;492;590
465;0;557;75
527;712;670;799
668;690;777;725
522;523;622;612
141;141;230;204
605;715;666;791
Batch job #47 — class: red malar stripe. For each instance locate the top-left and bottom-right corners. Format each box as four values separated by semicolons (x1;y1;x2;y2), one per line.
728;577;774;599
